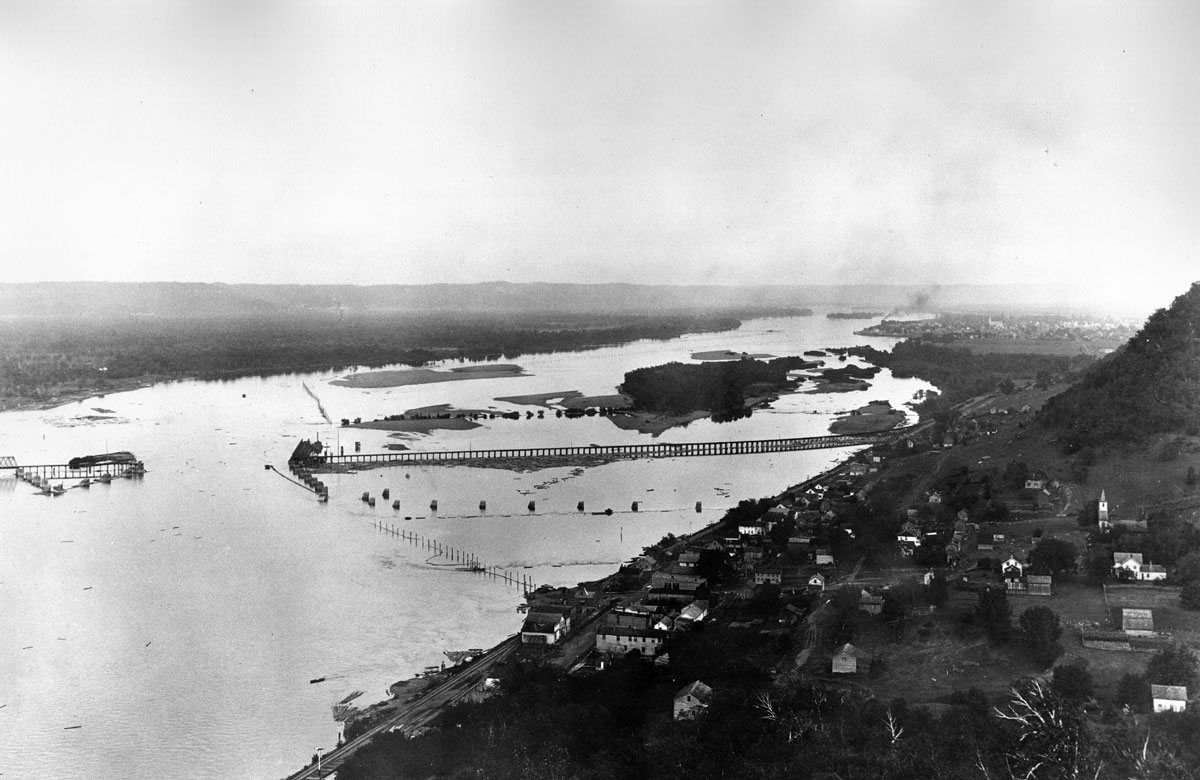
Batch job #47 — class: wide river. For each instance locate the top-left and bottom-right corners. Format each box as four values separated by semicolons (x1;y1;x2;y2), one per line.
0;314;931;779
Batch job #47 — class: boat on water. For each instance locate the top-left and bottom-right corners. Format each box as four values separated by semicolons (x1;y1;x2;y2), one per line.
96;474;112;484
78;478;91;488
51;484;66;495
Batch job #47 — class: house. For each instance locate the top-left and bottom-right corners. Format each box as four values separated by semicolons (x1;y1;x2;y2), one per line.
649;571;707;592
1113;552;1144;580
927;491;943;504
608;608;655;630
628;554;658;572
1121;608;1155;637
1002;557;1025;579
860;590;884;615
808;572;826;593
739;521;766;537
595;626;668;656
846;462;869;476
897;521;921;551
676;600;709;626
674;680;713;720
1024;479;1045;490
977;533;995;552
832;643;869;674
815;548;835;566
521;608;571;645
1141;563;1168;581
678;550;701;569
1150;685;1187;713
753;565;784;586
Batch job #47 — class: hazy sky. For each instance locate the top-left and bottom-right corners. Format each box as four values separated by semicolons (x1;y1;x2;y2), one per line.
2;1;1197;307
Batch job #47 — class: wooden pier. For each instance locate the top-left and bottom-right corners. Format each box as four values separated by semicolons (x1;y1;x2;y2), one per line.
296;427;912;470
0;458;143;480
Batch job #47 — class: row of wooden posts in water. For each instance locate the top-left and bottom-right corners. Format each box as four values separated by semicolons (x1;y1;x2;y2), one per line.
371;518;535;592
360;489;702;515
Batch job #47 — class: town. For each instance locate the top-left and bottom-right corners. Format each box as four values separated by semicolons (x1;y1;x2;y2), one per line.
322;280;1200;779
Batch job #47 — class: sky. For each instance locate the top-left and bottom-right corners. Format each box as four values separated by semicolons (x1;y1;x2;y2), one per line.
1;1;1197;310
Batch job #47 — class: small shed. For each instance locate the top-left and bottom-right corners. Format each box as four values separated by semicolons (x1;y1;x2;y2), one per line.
832;643;869;674
1121;608;1154;636
1150;685;1187;713
1026;575;1052;596
674;680;714;720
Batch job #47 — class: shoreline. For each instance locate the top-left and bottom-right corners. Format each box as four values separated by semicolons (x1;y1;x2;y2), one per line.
336;442;871;742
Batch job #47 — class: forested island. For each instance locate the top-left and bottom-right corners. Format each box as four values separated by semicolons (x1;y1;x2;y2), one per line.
620;356;819;420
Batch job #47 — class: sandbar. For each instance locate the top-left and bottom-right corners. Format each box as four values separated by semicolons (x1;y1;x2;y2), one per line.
495;391;584;407
332;365;525;388
690;350;776;361
351;418;482;433
495;391;634;410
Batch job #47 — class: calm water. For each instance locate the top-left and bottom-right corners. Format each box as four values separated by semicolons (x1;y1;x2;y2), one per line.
0;315;930;779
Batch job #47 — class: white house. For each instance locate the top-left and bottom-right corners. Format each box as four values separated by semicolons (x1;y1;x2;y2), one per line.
808;573;826;593
1151;685;1187;713
1113;552;1144;579
674;680;713;720
521;610;570;645
595;626;667;656
1002;557;1025;579
1141;563;1168;581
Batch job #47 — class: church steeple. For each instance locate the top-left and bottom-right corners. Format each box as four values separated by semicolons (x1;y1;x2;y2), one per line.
1098;490;1109;524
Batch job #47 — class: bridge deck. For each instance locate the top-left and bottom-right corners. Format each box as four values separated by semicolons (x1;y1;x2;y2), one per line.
300;427;911;468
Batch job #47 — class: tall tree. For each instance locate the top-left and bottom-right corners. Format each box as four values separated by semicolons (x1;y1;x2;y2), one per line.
1028;538;1079;575
1020;606;1064;667
1146;644;1198;688
976;586;1012;644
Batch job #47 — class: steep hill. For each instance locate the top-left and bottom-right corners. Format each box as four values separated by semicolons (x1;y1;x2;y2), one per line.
1039;281;1200;448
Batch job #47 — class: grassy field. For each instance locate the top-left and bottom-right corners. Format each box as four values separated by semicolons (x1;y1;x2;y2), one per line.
949;338;1125;357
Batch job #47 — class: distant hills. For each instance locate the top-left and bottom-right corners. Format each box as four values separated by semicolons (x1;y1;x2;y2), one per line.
0;281;1128;319
1039;281;1200;448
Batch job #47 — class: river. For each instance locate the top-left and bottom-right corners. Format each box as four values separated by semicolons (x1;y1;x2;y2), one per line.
0;314;931;779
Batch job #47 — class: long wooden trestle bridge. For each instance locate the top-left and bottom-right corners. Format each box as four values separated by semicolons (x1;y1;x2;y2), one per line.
293;427;914;470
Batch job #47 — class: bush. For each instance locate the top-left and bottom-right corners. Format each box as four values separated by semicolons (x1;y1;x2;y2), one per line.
1051;664;1094;703
1115;673;1151;711
1181;581;1200;611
